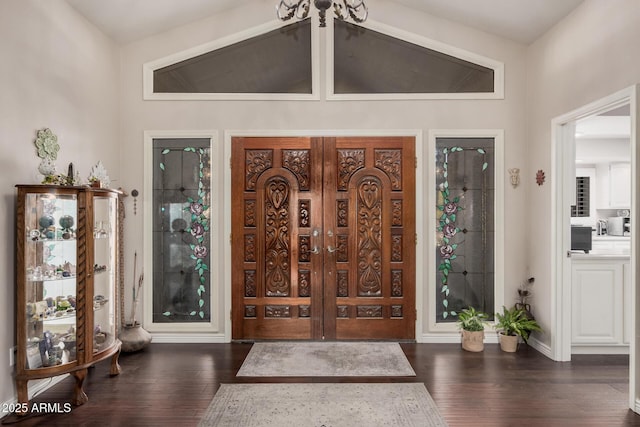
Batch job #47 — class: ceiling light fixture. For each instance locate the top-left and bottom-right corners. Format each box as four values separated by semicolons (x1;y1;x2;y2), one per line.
276;0;368;28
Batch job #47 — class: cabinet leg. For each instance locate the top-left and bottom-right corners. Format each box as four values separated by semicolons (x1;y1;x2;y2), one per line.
71;369;89;406
16;379;29;415
110;346;121;376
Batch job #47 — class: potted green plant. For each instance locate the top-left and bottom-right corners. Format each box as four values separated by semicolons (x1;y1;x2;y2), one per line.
495;306;542;352
457;307;488;352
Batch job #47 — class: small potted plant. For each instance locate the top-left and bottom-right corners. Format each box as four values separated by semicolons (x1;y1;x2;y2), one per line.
495;306;542;352
457;307;488;352
88;176;101;188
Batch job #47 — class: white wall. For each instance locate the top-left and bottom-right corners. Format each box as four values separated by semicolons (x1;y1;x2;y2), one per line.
526;0;640;349
0;0;119;405
118;0;529;338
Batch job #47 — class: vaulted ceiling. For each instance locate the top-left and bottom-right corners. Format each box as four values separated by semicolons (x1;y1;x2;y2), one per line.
66;0;584;45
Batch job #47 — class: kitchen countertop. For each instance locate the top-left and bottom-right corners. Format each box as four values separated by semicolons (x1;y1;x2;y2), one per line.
592;234;631;241
570;231;630;260
571;251;630;260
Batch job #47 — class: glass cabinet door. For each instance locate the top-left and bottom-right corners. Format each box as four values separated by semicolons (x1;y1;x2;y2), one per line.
24;193;78;369
92;195;117;354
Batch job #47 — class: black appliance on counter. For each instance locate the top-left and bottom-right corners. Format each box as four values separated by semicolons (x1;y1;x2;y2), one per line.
571;226;592;253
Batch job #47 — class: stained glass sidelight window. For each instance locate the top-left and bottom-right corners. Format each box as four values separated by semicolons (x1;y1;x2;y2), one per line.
152;139;211;323
435;138;495;322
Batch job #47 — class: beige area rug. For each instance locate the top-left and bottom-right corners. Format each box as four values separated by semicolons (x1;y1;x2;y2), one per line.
236;342;416;377
198;383;448;427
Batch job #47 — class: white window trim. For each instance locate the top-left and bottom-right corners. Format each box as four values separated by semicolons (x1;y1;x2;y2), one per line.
326;18;505;101
143;17;503;102
142;130;225;341
142;19;321;101
423;129;505;342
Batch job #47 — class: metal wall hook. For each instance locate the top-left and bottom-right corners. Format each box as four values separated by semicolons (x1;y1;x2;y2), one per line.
131;189;139;215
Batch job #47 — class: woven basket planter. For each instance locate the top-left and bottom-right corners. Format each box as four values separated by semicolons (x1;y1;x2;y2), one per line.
461;330;485;352
499;333;519;352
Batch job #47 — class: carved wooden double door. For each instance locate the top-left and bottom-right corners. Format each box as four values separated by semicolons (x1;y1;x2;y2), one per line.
231;136;415;340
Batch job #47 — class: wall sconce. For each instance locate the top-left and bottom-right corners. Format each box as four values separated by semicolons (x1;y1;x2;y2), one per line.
508;168;520;188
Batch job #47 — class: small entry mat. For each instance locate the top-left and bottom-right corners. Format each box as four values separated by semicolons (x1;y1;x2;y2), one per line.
236;342;416;377
198;383;448;426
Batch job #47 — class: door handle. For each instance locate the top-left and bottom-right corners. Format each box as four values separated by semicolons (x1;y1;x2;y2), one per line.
326;230;336;253
310;229;322;255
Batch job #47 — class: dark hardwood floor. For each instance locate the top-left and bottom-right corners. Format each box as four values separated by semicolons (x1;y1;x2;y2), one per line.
3;343;640;426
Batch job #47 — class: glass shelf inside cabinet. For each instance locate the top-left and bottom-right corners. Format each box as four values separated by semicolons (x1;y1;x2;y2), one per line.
24;192;78;370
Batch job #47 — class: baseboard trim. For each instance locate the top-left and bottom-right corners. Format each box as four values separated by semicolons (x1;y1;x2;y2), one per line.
527;336;553;359
420;332;499;344
571;345;629;355
145;331;550;352
149;333;227;343
420;333;552;359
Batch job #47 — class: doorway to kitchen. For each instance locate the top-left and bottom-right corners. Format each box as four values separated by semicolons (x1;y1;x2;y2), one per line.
571;103;631;355
553;85;639;409
230;136;416;341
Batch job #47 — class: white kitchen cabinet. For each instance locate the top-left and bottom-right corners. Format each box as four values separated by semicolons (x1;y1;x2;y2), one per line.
609;162;630;208
571;257;630;353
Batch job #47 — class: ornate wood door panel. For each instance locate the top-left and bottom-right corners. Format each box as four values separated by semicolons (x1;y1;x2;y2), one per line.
322;137;416;340
231;136;415;340
232;137;324;339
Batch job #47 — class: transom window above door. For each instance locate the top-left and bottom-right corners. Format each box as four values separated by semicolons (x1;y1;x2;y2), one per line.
143;18;503;101
329;20;501;99
153;20;314;97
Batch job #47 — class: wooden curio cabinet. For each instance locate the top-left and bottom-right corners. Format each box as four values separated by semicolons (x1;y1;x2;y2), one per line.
15;185;121;412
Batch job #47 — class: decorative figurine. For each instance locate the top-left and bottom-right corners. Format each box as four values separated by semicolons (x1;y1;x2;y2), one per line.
508;168;520;188
59;215;74;239
34;128;60;183
87;161;111;188
66;163;75;186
